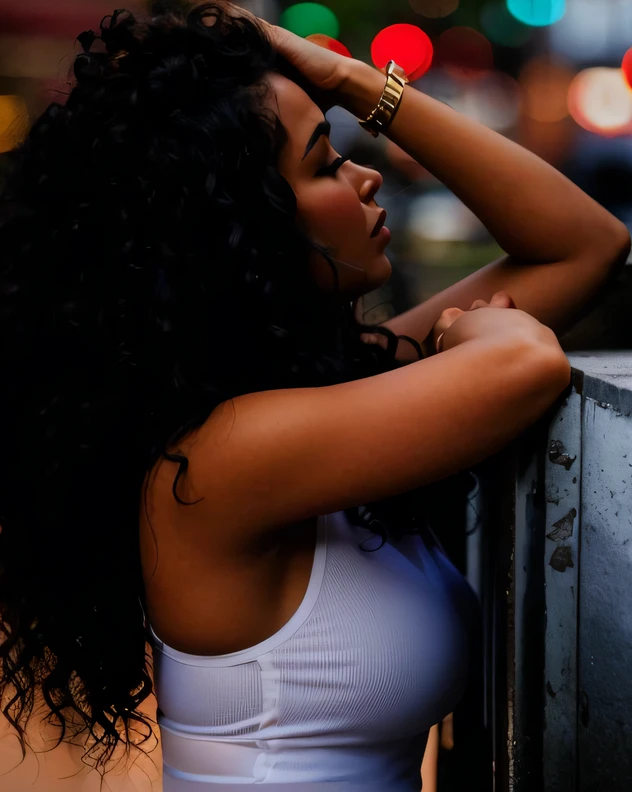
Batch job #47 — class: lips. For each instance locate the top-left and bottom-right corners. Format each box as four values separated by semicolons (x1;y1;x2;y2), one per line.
370;210;387;238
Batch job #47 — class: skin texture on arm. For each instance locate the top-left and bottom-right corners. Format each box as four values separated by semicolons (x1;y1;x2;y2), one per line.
376;249;628;363
340;62;630;360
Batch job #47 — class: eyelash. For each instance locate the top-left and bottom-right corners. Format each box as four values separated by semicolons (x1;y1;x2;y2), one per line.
315;156;349;178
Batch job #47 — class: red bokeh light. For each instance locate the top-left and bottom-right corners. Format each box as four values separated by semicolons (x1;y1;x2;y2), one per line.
306;34;352;58
623;47;632;90
435;27;493;80
371;24;434;82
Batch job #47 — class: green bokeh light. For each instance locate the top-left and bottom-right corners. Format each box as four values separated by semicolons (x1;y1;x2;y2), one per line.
280;3;340;40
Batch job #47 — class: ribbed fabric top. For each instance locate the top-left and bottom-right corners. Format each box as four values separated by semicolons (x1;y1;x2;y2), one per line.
151;511;473;790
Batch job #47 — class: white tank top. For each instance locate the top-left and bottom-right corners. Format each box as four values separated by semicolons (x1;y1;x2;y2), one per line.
150;510;473;791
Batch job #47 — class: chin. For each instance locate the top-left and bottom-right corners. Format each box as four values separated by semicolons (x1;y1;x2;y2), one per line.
361;254;392;295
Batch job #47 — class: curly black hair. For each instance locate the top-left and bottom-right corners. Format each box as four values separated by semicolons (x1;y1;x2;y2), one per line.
0;0;476;774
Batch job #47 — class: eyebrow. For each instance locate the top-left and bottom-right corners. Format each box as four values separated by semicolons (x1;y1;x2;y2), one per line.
302;119;331;161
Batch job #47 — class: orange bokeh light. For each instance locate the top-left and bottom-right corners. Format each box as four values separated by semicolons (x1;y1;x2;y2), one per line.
434;27;493;80
306;34;352;58
0;95;29;153
371;24;434;82
519;57;575;123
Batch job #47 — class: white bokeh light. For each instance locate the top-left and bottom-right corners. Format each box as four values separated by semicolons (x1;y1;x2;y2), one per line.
409;193;485;242
568;67;632;136
451;73;521;131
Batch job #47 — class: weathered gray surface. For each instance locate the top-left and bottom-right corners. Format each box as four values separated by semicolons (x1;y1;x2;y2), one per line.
487;351;632;792
543;387;582;792
568;351;632;416
552;353;632;790
574;393;632;787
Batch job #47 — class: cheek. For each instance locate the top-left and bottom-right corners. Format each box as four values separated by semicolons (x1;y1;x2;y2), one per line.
299;184;365;243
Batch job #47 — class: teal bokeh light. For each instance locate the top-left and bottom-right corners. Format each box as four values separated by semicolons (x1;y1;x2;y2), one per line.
280;3;340;40
507;0;566;27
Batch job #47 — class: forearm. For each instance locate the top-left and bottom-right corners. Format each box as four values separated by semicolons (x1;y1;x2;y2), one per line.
340;63;629;266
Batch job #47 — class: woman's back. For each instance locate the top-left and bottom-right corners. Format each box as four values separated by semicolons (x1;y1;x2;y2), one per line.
0;694;162;791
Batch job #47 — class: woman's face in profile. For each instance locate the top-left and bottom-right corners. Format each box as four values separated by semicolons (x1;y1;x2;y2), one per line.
268;74;392;298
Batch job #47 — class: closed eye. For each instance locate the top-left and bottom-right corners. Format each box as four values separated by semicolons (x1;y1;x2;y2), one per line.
315;156;349;178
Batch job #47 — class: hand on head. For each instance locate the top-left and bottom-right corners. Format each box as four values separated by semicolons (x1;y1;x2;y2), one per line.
231;1;518;359
223;1;357;106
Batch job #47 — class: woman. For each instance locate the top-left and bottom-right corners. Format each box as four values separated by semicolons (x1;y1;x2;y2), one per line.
0;2;628;791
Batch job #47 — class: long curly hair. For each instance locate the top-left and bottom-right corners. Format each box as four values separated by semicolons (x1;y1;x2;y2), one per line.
0;0;476;773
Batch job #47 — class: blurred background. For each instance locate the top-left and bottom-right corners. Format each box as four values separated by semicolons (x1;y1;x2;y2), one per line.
1;0;631;336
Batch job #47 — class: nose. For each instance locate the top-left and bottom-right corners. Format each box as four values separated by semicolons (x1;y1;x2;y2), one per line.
357;166;384;205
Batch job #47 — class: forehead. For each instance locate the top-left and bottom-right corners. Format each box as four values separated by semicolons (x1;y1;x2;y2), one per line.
265;73;325;162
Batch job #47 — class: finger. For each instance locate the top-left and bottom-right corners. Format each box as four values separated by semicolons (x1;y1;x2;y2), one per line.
433;307;465;339
470;299;489;311
441;307;465;321
223;2;257;21
490;291;515;309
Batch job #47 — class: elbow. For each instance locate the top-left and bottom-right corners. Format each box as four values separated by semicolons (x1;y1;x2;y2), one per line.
575;217;631;273
614;220;632;265
598;218;630;270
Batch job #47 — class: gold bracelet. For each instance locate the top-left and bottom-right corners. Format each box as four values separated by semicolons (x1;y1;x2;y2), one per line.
358;60;408;138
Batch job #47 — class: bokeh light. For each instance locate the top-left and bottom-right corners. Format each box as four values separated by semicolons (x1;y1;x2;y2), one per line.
480;2;533;48
519;57;575;123
453;72;521;131
507;0;566;28
280;3;339;39
623;47;632;91
371;24;434;82
0;95;28;154
568;67;632;136
548;1;629;63
306;34;352;58
435;27;494;80
410;193;484;242
408;0;460;19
